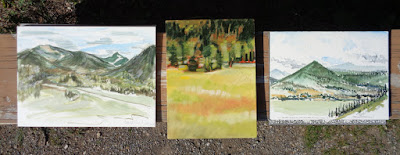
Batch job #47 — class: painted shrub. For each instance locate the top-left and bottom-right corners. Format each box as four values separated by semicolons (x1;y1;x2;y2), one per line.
17;26;156;127
166;19;257;139
270;32;389;122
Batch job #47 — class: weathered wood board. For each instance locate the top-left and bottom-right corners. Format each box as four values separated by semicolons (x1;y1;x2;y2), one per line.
256;32;269;120
390;30;400;119
156;33;167;122
0;34;17;124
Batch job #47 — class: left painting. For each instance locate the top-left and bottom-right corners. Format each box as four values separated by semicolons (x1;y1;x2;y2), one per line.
17;26;156;127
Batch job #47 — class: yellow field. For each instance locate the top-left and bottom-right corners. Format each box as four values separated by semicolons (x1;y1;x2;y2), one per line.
167;64;257;139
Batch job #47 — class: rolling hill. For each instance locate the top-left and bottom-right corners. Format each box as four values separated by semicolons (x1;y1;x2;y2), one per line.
106;45;156;81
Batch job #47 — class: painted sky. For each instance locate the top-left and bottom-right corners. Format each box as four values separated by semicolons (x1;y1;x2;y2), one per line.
270;32;388;74
17;26;155;59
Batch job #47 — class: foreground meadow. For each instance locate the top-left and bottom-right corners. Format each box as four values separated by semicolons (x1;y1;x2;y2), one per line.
271;100;349;119
18;84;155;127
271;95;388;120
167;64;257;139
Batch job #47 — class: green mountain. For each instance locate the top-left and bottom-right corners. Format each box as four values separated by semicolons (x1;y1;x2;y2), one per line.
56;51;113;73
279;61;347;87
102;52;129;66
106;45;156;81
272;61;380;96
18;48;58;69
18;45;73;71
18;45;113;74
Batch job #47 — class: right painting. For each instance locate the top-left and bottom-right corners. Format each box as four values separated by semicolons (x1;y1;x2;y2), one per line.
270;32;389;122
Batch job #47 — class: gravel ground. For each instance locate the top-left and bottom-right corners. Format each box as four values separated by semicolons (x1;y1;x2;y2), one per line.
1;121;400;154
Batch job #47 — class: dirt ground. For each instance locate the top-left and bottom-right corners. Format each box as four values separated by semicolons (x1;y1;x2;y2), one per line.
1;0;400;154
1;121;400;154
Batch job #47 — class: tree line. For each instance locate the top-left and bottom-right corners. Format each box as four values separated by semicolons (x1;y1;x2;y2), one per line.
166;19;255;72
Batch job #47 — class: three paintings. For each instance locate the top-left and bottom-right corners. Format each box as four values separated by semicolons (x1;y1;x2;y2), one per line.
16;21;390;139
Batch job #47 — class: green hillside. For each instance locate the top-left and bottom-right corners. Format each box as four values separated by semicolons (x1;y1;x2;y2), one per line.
280;61;344;85
56;51;113;73
336;71;388;86
18;49;58;70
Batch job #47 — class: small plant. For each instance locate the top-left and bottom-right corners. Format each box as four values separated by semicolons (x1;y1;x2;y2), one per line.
15;128;24;147
304;125;323;149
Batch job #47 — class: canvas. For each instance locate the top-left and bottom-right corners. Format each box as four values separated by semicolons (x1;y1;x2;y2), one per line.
17;26;156;127
166;19;257;139
269;32;389;123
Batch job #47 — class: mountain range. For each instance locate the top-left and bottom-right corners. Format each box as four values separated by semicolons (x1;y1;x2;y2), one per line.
18;45;155;80
271;61;386;97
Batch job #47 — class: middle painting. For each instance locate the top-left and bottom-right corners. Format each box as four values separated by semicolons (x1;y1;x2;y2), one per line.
166;19;257;139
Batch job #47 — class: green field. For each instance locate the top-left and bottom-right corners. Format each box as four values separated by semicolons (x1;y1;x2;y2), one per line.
167;64;257;139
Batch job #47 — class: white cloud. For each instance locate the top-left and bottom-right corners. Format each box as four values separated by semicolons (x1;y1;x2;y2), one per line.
270;32;388;74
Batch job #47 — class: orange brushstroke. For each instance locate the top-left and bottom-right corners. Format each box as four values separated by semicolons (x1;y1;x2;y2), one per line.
170;94;256;116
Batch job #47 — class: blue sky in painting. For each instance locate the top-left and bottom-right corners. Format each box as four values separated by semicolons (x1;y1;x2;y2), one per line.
270;31;389;74
17;26;155;59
